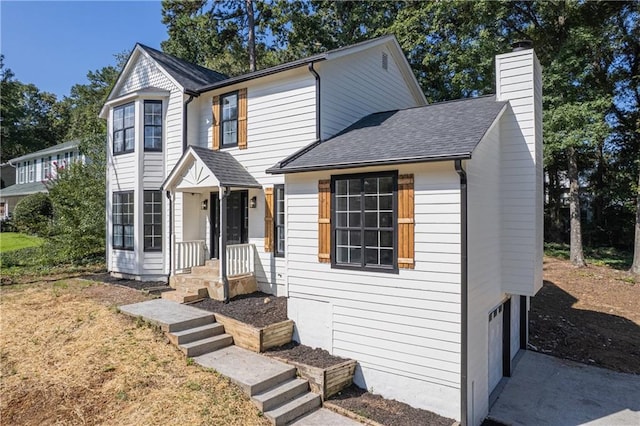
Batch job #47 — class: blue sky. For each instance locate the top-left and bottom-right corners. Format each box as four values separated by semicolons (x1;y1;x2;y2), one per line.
1;1;167;99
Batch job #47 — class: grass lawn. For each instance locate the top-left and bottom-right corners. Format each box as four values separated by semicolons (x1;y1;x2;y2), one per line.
0;280;268;425
0;232;43;253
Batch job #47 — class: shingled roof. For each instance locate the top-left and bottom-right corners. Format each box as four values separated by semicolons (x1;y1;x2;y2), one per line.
267;95;507;174
138;44;228;93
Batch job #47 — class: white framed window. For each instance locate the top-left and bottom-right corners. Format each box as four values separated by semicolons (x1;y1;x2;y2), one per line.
28;161;35;182
42;156;50;180
274;185;285;257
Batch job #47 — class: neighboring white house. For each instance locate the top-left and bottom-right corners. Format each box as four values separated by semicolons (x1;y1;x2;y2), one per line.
0;140;84;219
100;36;543;425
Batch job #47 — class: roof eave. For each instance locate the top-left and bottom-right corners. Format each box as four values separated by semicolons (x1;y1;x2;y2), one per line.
197;56;327;94
267;153;473;175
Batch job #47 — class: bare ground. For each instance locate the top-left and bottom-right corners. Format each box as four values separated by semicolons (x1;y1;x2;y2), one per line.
0;279;269;426
530;256;640;373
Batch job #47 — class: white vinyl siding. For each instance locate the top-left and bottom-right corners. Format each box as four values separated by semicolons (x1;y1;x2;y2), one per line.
285;162;461;419
318;45;420;139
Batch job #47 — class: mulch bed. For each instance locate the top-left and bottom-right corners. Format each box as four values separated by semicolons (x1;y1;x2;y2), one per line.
265;342;349;369
191;292;287;328
530;257;640;374
328;385;455;426
81;272;170;294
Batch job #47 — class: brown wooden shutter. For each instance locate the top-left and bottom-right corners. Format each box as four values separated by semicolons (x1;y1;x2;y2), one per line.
212;95;220;150
398;174;415;269
264;187;274;252
318;179;331;263
238;88;248;150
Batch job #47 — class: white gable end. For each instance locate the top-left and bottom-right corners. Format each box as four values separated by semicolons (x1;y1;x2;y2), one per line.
175;157;220;191
117;53;178;96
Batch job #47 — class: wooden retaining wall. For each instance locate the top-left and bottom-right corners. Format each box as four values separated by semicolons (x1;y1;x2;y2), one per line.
214;313;294;353
271;357;357;400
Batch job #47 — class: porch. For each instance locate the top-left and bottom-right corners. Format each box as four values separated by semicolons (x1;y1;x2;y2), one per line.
162;146;263;303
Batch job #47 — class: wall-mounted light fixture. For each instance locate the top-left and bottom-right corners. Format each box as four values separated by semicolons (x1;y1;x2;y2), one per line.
201;199;208;210
250;196;257;208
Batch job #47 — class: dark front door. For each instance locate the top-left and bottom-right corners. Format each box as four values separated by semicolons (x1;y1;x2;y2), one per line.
210;190;248;258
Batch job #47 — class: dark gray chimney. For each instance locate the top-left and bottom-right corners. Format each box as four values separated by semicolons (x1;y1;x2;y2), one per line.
511;40;533;51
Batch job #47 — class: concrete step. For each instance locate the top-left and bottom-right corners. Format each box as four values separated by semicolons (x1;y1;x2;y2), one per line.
118;299;215;333
168;323;225;345
253;378;309;412
264;392;321;426
179;333;233;357
194;346;297;396
161;289;205;304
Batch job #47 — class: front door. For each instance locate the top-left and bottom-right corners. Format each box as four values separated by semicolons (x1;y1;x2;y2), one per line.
210;190;248;258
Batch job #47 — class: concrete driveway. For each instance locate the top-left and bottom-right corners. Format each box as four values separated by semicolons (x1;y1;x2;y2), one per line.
489;351;640;425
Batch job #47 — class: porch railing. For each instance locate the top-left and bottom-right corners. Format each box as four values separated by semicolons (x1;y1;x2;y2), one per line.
174;240;206;272
227;243;255;277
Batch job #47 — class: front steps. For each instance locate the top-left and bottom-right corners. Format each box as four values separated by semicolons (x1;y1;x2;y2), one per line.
119;299;326;425
163;259;258;303
163;260;220;303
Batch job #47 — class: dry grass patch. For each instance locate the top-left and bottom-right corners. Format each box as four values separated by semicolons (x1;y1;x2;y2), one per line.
0;280;269;426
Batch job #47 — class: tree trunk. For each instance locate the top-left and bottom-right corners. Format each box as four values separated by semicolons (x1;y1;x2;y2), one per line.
568;146;586;267
631;171;640;275
246;0;256;72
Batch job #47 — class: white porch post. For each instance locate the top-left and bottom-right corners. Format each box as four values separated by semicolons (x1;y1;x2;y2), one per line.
219;186;230;302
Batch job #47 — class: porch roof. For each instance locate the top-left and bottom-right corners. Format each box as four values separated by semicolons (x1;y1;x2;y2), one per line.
162;146;261;192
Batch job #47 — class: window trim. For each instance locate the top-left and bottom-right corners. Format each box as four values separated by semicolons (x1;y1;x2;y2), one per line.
330;171;398;274
219;91;239;148
112;191;134;251
274;184;285;257
143;100;163;152
143;190;163;252
113;102;135;155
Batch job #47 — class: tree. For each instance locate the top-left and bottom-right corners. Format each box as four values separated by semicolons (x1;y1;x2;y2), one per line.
0;56;69;162
13;192;53;236
161;0;282;75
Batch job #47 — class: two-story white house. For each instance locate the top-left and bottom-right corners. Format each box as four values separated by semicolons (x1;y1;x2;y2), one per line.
0;140;84;219
101;36;543;425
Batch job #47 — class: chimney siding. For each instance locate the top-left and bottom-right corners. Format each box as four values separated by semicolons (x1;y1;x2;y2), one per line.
495;49;544;296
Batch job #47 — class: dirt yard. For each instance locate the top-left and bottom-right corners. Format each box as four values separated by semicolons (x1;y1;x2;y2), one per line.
530;256;640;374
0;279;269;426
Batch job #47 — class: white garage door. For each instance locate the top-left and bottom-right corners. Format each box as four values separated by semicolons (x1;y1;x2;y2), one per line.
488;304;504;393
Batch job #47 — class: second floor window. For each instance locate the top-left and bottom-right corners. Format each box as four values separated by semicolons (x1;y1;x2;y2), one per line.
221;92;238;147
113;103;135;154
18;163;25;183
144;100;162;151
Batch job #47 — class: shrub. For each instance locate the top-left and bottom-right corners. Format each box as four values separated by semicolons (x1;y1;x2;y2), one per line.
13;193;53;236
0;217;16;232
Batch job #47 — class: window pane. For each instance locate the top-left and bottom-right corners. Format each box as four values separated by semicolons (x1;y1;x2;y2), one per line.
222;120;237;145
349;230;361;246
125;128;135;150
365;230;377;247
348;212;361;227
364;195;377;210
364;177;378;194
336;212;347;227
379;195;392;210
380;249;393;265
335;180;347;195
380;212;393;227
114;131;124;152
348;179;361;194
365;248;378;265
337;230;349;246
222;94;238;120
348;196;361;211
364;212;377;227
336;196;347;211
114;108;124;130
349;248;362;264
380;231;393;248
337;247;349;263
379;176;393;193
